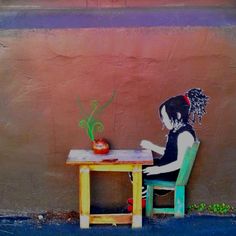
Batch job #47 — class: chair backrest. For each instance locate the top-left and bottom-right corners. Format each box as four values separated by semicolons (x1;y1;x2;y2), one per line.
176;141;200;186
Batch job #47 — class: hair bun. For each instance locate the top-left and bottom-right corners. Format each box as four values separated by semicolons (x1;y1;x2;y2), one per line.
186;88;209;123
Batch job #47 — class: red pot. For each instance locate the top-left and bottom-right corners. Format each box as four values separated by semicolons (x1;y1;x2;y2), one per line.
92;138;110;154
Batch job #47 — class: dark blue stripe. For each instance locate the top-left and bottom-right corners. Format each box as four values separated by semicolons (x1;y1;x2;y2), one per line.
0;8;236;29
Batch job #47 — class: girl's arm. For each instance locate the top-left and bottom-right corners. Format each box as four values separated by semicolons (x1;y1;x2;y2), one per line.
140;140;165;155
143;131;194;175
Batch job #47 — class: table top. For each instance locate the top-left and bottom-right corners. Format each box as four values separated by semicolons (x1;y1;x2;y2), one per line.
66;149;153;165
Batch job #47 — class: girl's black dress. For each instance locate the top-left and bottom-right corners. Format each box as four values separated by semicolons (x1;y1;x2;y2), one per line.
143;124;196;196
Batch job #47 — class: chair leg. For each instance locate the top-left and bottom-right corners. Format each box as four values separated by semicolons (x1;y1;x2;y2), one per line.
146;185;154;217
174;186;185;217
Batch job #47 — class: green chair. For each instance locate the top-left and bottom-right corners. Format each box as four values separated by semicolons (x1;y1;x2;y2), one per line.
145;141;200;218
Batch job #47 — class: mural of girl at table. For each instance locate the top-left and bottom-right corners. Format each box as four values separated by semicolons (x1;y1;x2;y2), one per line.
128;88;209;211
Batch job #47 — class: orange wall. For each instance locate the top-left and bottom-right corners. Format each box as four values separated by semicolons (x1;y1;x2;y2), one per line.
0;26;236;213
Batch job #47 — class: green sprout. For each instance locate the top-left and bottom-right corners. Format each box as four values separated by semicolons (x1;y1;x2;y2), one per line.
77;92;116;141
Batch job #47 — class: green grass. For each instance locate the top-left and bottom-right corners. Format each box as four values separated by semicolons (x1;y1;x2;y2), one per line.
187;203;235;215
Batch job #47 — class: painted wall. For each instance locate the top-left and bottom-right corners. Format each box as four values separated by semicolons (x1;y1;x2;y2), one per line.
0;6;236;214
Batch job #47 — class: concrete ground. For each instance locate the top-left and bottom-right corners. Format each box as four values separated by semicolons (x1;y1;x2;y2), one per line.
0;215;235;236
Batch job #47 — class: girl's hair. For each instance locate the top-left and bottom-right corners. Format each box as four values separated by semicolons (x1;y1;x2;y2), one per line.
159;88;209;124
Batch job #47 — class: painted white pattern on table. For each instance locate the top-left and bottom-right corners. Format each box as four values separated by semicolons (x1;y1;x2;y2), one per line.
67;149;152;164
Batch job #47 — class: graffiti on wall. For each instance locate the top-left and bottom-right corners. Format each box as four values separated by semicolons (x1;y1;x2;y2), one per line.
128;88;209;211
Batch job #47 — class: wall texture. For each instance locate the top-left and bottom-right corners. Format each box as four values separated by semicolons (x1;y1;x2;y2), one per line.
0;5;236;214
0;0;235;9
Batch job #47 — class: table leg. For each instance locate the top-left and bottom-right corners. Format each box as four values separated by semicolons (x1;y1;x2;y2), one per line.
132;165;142;228
79;165;90;228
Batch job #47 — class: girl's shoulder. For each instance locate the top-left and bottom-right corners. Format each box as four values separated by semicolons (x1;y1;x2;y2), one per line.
177;124;196;140
177;131;195;148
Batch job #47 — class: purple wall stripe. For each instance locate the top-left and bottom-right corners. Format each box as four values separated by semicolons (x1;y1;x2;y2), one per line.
0;8;236;29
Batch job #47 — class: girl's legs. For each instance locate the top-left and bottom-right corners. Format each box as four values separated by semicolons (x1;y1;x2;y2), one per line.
129;169;180;198
145;169;180;196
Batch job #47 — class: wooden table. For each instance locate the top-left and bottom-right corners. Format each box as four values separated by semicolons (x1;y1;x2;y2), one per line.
66;149;153;229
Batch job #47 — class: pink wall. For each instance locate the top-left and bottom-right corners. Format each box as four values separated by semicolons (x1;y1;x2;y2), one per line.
0;0;235;9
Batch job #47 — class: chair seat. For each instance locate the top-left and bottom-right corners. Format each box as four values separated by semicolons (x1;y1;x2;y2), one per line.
144;179;176;188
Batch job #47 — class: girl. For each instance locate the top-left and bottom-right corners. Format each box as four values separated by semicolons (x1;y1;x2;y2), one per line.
128;88;209;211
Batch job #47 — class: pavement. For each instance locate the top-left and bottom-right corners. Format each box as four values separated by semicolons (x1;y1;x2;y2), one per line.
0;215;235;236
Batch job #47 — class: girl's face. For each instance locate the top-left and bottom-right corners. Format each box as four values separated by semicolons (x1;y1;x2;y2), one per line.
161;105;173;130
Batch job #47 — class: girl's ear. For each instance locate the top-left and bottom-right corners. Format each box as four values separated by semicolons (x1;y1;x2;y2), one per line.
177;112;181;120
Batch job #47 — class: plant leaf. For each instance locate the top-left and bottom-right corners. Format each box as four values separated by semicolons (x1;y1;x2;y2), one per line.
94;91;116;116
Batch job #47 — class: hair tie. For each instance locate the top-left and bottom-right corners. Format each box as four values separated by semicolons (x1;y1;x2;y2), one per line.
183;95;191;106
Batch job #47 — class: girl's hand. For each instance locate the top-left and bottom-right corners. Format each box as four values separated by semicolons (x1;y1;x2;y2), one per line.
140;140;153;150
143;166;162;175
140;140;165;155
